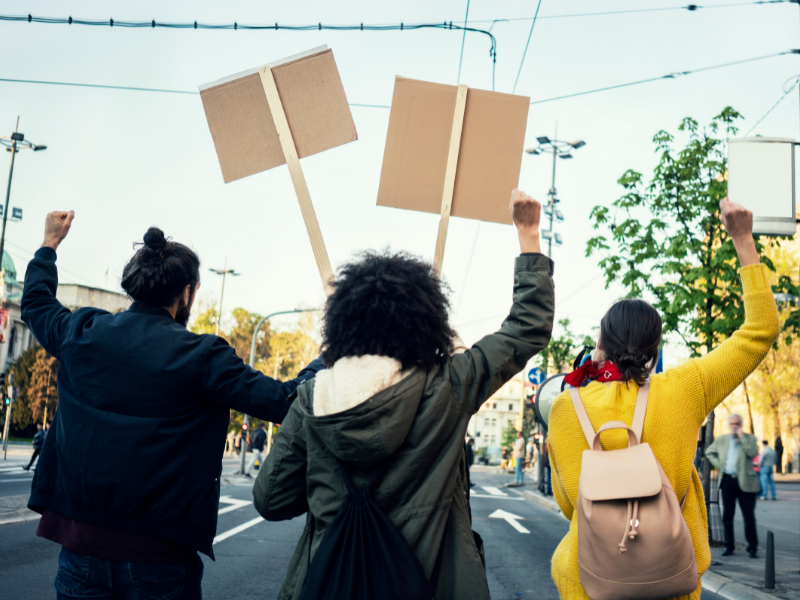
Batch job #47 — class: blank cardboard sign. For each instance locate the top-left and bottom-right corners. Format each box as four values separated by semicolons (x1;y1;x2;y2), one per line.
728;137;797;236
377;77;530;225
199;46;357;183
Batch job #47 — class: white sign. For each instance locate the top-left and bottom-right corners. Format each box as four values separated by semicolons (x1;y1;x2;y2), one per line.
728;137;797;236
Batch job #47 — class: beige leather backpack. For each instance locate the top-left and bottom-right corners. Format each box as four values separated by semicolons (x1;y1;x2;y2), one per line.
569;384;697;600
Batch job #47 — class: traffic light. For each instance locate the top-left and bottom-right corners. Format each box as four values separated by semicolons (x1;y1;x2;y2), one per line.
242;422;248;431
533;433;541;442
525;387;536;404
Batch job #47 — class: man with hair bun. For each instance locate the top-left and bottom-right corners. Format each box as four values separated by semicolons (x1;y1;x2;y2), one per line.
21;211;324;598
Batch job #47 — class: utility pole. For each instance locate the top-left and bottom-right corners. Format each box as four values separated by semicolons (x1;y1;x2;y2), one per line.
0;117;47;270
209;261;239;336
236;308;321;475
524;125;586;257
2;374;14;459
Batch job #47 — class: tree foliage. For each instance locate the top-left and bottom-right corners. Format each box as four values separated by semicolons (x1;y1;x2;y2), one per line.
538;318;594;375
7;344;40;433
587;107;796;356
28;348;59;425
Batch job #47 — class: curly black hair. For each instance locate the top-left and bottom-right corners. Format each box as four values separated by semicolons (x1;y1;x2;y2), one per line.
321;250;456;371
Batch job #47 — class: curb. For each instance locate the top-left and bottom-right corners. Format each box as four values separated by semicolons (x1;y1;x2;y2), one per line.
702;571;781;600
517;488;568;520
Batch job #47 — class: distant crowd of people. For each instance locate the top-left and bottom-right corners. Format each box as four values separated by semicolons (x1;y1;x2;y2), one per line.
17;193;782;600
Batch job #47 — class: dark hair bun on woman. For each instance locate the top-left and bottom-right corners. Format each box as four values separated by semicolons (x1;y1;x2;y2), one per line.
143;227;167;251
599;299;662;386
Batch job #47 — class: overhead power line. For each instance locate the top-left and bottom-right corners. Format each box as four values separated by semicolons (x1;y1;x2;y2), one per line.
745;73;800;136
470;0;792;23
511;0;543;94
1;51;793;110
530;51;792;104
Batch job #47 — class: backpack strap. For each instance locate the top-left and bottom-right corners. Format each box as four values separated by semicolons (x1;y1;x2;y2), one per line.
569;388;597;447
631;383;650;442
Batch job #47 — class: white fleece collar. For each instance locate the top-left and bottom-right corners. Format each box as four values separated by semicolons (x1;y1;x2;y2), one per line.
313;355;404;417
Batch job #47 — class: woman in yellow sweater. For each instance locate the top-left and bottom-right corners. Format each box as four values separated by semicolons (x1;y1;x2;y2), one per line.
547;198;780;600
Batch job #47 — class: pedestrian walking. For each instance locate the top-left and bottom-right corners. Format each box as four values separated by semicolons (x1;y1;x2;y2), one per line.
23;423;45;471
706;414;761;557
254;190;555;600
512;431;525;485
547;198;779;599
226;429;236;456
758;439;777;500
466;438;476;488
774;435;783;474
245;423;268;477
21;213;325;598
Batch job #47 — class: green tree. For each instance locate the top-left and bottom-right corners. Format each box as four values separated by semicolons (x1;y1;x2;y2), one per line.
189;300;218;336
538;318;593;375
28;348;59;425
586;107;797;355
8;344;40;433
227;308;272;366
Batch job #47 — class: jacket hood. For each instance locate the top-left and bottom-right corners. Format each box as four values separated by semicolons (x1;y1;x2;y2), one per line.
295;356;427;469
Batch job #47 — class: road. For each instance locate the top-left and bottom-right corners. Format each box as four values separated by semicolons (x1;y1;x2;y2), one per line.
0;457;732;599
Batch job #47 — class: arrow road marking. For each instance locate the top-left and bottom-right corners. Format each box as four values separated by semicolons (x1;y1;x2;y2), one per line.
213;517;264;545
489;509;530;534
481;486;508;497
218;495;252;515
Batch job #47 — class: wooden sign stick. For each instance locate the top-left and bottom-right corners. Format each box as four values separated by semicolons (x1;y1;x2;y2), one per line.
259;66;335;296
433;84;469;277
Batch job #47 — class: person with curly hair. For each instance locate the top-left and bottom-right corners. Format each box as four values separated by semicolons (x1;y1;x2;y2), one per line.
254;189;555;600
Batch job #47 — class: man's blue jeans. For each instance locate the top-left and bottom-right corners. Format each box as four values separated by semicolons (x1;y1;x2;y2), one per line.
55;547;203;599
760;468;776;499
515;459;524;484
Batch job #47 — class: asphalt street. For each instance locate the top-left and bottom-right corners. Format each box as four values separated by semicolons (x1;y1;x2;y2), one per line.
0;455;735;600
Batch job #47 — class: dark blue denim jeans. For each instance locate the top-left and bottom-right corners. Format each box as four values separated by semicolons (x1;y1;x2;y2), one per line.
55;547;203;599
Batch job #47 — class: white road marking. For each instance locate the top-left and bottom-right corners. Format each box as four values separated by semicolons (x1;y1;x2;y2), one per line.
481;486;508;497
489;509;530;534
471;494;523;501
213;517;264;545
217;495;251;515
0;477;33;483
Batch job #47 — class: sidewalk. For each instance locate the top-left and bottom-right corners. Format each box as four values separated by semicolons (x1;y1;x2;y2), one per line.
513;484;799;600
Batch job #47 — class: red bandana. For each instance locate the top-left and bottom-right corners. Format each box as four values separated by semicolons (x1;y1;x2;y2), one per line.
563;361;624;388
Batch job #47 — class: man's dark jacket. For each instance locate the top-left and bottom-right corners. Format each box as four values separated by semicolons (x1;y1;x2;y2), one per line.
21;247;324;557
251;428;267;452
32;428;46;450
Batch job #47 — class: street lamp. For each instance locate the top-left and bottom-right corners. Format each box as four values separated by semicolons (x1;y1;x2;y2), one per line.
0;117;46;273
235;307;321;475
525;131;586;256
209;263;239;336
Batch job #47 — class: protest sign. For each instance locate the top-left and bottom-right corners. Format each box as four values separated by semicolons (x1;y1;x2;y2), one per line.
728;137;798;237
200;46;357;294
377;77;529;273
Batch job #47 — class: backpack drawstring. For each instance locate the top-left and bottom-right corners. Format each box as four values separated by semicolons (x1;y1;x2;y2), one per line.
618;499;640;553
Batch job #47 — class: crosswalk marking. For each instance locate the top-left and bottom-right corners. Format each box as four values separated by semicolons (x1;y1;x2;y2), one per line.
218;495;251;515
471;493;523;501
213;517;264;545
481;486;508;497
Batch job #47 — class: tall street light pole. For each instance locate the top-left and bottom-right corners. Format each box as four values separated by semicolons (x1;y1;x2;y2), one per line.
236;308;321;475
0;117;47;270
209;261;239;336
525;127;586;257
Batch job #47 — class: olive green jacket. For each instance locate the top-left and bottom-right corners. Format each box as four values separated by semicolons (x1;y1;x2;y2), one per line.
706;433;760;493
252;254;555;600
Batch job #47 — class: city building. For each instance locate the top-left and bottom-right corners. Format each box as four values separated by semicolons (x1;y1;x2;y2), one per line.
0;252;130;373
467;375;526;454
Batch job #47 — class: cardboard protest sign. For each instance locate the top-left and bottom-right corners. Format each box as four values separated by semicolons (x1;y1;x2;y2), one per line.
199;46;357;293
728;137;798;237
376;77;529;273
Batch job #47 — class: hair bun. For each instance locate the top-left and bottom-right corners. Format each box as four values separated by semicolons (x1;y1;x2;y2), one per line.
143;227;167;252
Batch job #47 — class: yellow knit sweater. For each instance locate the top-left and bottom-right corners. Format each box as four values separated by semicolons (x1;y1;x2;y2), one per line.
548;264;780;600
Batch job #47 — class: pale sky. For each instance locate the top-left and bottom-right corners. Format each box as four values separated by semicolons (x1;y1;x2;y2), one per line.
1;0;798;363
